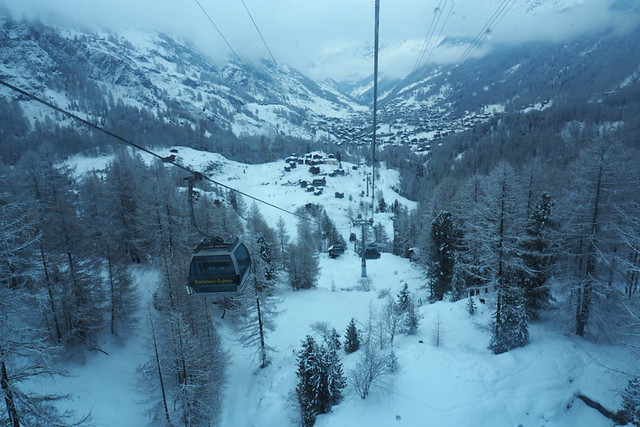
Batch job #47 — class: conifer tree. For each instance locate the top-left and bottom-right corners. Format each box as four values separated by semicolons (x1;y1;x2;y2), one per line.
518;192;555;319
403;299;420;335
396;283;411;313
621;377;640;426
489;285;529;354
344;318;360;354
323;344;346;407
428;211;458;301
296;336;326;427
461;162;529;354
467;295;477;315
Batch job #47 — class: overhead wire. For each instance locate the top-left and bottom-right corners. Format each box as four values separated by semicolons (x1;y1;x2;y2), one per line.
451;0;517;71
191;0;244;65
239;0;277;65
0;78;313;223
371;0;381;222
410;0;446;78
421;0;454;71
411;0;448;76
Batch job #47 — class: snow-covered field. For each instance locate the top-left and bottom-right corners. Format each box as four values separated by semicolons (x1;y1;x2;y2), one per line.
51;147;633;426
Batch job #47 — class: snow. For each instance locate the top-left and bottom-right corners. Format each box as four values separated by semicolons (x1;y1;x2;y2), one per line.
48;148;634;426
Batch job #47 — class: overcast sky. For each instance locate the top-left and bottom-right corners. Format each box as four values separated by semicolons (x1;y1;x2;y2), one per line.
1;0;638;82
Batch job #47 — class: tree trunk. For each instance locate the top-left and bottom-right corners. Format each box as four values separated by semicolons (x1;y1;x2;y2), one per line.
149;311;171;425
256;297;268;369
576;149;604;336
40;243;62;342
1;353;20;427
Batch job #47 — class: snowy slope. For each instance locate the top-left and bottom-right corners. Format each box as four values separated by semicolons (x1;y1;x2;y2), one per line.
50;148;633;426
0;17;366;142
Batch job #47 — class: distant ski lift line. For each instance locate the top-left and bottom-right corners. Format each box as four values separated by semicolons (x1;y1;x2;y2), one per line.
191;0;244;66
0;78;313;224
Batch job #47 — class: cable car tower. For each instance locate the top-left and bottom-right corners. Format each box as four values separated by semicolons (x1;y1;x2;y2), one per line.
355;0;381;278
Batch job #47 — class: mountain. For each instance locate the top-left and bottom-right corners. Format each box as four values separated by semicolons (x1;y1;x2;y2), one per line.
0;16;365;146
1;12;639;162
347;24;640;150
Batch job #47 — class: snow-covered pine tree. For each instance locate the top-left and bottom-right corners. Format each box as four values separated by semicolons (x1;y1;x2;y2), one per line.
323;344;346;407
103;149;150;264
310;322;342;351
517;191;555;319
395;283;419;335
396;282;411;313
427;211;458;301
469;162;529;354
404;299;420;335
391;202;410;257
489;283;529;354
621;377;640;426
344;318;360;354
467;295;477;315
296;336;327;427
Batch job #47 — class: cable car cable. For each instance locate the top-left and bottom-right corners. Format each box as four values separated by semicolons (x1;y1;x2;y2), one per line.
411;0;446;77
452;0;517;72
411;0;448;76
421;1;454;71
191;0;245;66
371;0;380;223
239;0;277;64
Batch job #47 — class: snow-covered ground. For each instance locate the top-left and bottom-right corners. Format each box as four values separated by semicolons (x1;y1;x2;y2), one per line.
52;147;633;426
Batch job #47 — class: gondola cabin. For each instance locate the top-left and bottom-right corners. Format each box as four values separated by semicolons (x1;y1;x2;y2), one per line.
186;237;251;295
363;245;381;260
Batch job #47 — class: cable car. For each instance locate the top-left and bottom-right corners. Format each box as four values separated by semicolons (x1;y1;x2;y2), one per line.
363;244;381;260
328;244;345;259
186;237;251;295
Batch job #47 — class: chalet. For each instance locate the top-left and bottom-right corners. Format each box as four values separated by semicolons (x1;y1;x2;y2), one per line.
300;180;307;188
312;178;326;187
335;192;344;199
284;166;291;172
306;185;315;192
309;166;321;175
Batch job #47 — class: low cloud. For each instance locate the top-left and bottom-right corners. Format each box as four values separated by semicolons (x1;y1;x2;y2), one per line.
1;0;637;82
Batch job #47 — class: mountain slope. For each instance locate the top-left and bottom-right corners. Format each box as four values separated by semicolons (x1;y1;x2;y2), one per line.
0;17;366;143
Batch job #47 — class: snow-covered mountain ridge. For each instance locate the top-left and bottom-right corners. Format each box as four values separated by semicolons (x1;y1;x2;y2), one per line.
1;12;639;156
0;17;365;143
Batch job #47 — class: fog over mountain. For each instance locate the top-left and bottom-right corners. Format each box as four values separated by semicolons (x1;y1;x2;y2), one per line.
1;0;637;81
